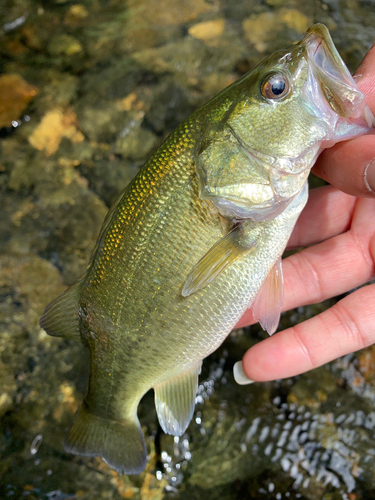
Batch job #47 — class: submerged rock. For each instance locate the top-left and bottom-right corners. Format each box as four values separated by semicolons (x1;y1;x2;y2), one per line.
188;19;226;46
243;9;312;53
0;74;38;128
28;108;84;156
47;34;83;57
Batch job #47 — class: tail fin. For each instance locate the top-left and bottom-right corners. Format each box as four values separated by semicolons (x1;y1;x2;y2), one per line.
64;402;147;475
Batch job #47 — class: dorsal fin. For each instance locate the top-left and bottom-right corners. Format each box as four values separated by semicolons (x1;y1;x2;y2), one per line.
39;281;82;343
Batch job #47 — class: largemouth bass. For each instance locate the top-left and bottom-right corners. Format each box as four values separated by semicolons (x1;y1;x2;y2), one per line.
40;24;374;474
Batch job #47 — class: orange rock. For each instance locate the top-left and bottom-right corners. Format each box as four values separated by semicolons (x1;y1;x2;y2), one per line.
188;19;225;46
28;108;85;156
0;74;38;128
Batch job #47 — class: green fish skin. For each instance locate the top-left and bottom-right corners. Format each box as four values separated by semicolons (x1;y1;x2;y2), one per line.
40;24;374;474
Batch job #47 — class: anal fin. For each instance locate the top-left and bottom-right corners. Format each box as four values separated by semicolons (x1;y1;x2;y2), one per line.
154;361;201;436
251;256;284;335
39;281;82;342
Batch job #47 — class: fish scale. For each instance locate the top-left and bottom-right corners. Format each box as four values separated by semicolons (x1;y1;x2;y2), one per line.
39;24;374;474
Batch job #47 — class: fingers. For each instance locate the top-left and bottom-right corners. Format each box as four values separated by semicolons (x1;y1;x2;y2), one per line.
312;135;375;198
312;43;375;198
355;42;375;108
286;195;375;312
287;185;356;248
241;283;375;381
236;197;375;329
282;225;372;313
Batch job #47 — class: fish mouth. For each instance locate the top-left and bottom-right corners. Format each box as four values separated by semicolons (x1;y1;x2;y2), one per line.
303;23;374;128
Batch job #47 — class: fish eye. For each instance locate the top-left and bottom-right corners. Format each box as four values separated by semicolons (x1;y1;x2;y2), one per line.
261;73;290;100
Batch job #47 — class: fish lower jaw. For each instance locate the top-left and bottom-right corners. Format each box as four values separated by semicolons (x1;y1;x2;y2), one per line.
205;187;309;222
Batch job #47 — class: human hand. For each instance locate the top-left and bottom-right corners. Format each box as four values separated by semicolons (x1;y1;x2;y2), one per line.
234;44;375;384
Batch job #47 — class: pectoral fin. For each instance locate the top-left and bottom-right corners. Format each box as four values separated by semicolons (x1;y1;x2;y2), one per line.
251;257;284;335
182;225;256;297
154;361;201;436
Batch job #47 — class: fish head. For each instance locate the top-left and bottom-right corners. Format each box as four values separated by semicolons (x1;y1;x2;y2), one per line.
195;23;374;221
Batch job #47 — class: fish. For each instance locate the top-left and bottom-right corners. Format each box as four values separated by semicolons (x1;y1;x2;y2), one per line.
40;24;374;474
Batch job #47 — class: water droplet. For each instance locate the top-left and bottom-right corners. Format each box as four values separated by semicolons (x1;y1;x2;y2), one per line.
30;434;43;455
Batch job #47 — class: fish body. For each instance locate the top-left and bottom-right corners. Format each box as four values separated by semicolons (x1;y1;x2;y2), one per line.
40;25;374;474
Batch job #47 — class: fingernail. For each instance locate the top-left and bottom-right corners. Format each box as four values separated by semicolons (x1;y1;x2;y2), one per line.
364;159;375;194
233;361;255;385
364;105;375;128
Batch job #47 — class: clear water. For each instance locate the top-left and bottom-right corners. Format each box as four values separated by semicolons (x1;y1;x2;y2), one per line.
1;1;375;499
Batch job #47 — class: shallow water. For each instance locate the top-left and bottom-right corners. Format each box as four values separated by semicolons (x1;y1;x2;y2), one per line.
1;1;375;499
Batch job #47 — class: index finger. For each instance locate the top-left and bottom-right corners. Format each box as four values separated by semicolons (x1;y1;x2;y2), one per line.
241;284;375;382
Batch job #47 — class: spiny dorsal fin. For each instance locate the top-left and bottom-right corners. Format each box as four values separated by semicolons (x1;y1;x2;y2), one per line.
251;256;284;335
182;225;256;297
154;361;202;436
39;281;82;343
